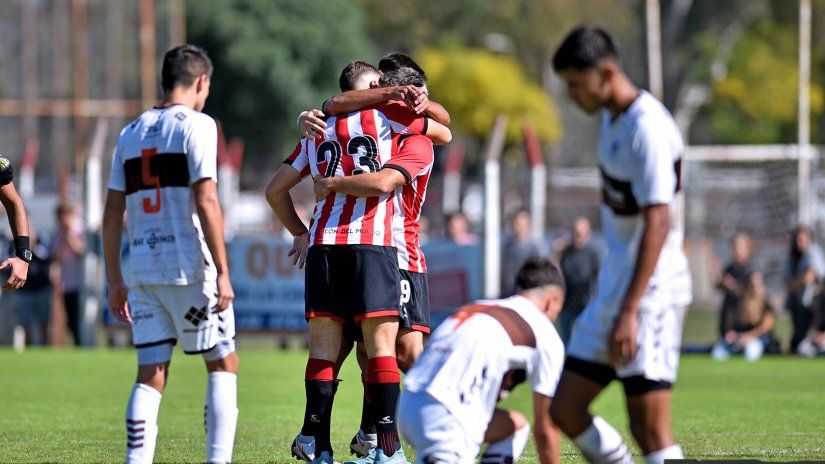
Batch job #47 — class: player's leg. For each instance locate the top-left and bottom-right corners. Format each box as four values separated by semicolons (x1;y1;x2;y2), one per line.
360;316;402;459
550;306;632;464
618;302;687;464
126;285;175;464
396;270;429;373
351;341;378;457
396;329;424;373
481;409;531;463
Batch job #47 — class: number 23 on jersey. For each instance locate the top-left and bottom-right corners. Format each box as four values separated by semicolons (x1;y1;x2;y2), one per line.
315;135;380;178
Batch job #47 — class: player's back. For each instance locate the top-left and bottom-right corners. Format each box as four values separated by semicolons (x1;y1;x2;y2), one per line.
110;104;218;286
404;295;563;443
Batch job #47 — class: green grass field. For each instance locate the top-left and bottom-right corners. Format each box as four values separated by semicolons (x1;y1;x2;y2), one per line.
1;344;823;463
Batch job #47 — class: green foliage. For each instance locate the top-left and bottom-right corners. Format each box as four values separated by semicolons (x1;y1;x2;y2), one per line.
186;0;376;179
418;47;561;144
706;21;824;144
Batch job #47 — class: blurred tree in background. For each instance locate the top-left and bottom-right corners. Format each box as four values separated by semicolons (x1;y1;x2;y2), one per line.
418;47;561;145
186;0;376;182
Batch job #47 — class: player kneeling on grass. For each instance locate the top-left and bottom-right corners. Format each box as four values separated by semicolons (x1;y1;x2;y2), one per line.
102;44;238;464
397;257;565;464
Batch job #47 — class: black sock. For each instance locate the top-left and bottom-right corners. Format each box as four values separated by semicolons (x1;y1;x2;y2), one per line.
300;379;335;453
359;378;377;435
368;382;400;455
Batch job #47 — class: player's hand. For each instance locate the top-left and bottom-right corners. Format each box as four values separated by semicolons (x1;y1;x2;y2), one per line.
214;272;234;313
609;305;639;367
314;178;333;202
108;280;131;324
0;257;28;290
410;91;430;114
298;109;327;138
289;231;310;269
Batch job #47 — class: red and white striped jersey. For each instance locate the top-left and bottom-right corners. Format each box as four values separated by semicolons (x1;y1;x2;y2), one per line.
389;135;434;273
285;102;427;247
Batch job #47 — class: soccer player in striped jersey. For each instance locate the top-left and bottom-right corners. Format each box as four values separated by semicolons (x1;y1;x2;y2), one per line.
102;45;238;464
266;61;452;464
307;63;442;460
549;27;691;464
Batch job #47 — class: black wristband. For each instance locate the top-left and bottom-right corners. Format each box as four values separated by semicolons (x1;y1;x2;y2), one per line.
14;235;31;262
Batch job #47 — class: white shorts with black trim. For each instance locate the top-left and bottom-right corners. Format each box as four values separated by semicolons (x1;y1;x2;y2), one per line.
397;389;478;464
567;291;687;383
128;280;236;356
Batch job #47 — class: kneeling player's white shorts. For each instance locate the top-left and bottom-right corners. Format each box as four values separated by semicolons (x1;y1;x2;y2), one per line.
567;292;686;382
129;280;236;356
397;390;478;464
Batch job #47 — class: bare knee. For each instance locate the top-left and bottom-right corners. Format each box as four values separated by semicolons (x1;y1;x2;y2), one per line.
626;391;674;453
396;330;423;373
137;362;169;392
205;351;238;374
361;316;398;358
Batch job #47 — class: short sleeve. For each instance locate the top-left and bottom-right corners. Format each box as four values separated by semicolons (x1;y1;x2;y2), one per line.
107;148;126;191
629;125;677;207
376;101;427;136
283;139;311;179
383;135;433;183
186;114;218;183
528;339;564;397
0;155;14;186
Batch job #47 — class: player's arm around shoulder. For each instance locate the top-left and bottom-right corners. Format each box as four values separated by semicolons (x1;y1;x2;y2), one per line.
532;391;561;464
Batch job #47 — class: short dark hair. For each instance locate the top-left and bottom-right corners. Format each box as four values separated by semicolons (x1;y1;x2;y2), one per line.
379;67;425;88
379;52;427;81
161;45;213;93
339;60;380;92
552;25;619;71
514;257;565;293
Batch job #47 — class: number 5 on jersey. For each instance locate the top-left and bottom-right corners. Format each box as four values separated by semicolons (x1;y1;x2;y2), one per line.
141;148;161;213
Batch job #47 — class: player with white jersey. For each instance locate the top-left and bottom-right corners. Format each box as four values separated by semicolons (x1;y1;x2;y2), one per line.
267;60;451;464
102;44;238;464
397;258;565;464
548;26;692;464
0;154;32;290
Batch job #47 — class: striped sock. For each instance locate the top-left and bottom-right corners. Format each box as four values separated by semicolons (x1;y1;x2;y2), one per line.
125;383;162;464
572;416;632;464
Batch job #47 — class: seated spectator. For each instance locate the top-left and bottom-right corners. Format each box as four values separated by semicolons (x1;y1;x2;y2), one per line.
712;272;778;361
796;286;825;357
715;232;755;339
13;229;52;346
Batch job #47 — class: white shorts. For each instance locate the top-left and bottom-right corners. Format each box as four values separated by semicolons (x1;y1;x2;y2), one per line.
129;280;236;355
567;292;686;383
397;390;478;464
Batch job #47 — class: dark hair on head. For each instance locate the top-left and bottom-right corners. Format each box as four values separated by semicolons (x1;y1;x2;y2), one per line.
338;60;380;92
379;67;425;88
161;44;213;93
378;52;427;80
514;257;565;293
552;25;619;71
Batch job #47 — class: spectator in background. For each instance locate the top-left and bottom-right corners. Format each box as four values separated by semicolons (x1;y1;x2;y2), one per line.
13;228;52;346
712;271;777;361
558;217;600;345
446;212;479;246
501;209;543;296
785;226;824;354
715;232;755;339
52;203;86;346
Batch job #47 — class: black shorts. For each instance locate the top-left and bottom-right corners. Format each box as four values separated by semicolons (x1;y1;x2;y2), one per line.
305;244;401;323
563;356;673;397
399;269;430;334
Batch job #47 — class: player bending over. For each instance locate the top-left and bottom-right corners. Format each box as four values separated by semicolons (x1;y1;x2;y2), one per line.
102;44;238;464
267;60;451;464
398;257;565;464
548;26;692;464
0;154;31;290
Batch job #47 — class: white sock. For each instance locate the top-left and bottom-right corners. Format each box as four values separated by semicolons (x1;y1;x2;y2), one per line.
126;383;162;464
572;416;632;464
644;444;683;464
205;372;239;464
481;423;531;463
